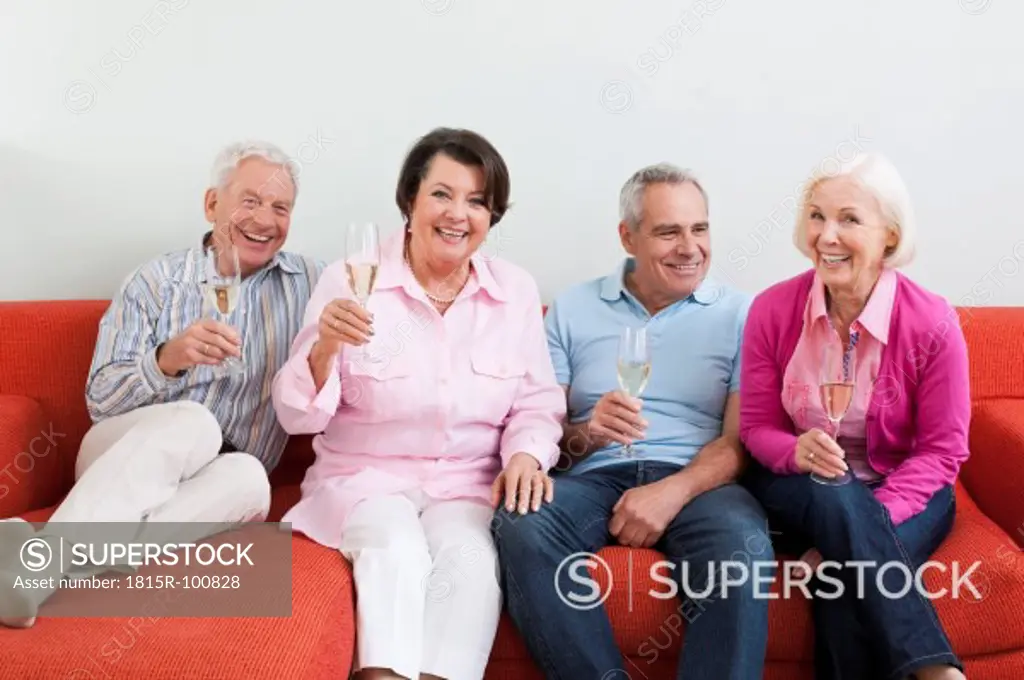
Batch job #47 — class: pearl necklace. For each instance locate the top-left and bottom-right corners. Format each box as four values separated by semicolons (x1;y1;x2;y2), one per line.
404;245;469;305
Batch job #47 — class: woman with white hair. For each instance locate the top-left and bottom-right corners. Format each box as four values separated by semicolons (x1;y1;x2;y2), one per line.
739;152;968;679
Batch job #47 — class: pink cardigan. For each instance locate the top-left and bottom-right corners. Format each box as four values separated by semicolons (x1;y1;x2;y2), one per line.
739;269;971;525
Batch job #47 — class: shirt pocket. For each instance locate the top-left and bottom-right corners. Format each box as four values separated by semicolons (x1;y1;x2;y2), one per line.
343;354;416;420
468;351;526;425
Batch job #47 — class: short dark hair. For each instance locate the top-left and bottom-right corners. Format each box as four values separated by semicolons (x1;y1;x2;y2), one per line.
395;127;510;227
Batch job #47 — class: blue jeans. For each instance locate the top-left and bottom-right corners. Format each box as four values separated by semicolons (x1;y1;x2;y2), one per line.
742;461;962;680
492;460;771;680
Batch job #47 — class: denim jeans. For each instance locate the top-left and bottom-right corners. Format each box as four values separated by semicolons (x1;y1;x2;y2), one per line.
492;460;771;680
742;461;963;680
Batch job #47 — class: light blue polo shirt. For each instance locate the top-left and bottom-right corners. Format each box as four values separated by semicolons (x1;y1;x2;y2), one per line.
545;258;751;475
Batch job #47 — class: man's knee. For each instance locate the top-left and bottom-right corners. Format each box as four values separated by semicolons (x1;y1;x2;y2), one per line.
75;401;223;481
491;477;609;574
166;401;222;452
712;516;777;578
683;485;776;563
693;507;777;609
216;453;270;520
491;506;535;546
129;401;223;456
490;505;558;559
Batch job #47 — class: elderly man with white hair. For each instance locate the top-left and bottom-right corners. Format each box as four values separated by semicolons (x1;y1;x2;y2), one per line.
0;141;323;628
739;151;968;680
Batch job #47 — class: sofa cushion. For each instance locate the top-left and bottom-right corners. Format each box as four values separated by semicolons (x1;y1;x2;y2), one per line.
930;485;1024;657
0;301;110;496
0;395;63;517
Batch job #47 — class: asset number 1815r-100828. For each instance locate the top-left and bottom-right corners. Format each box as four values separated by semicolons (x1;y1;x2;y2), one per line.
125;574;241;589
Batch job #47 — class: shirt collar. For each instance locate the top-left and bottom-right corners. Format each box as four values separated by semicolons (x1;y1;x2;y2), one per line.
600;257;721;306
375;229;507;303
191;230;301;282
809;268;897;343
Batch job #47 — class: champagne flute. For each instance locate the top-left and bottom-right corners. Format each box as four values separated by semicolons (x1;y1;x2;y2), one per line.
616;325;651;458
345;222;382;364
203;242;244;377
813;335;855;485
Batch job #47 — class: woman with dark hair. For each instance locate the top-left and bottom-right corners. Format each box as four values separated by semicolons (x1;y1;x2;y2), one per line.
272;128;565;680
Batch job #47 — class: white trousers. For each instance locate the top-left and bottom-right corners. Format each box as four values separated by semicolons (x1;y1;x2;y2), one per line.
1;401;271;621
46;401;271;570
340;491;502;680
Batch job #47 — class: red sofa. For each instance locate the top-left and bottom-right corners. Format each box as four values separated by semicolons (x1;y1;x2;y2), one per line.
1;300;1023;679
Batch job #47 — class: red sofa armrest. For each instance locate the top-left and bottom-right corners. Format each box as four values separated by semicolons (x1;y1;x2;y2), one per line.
963;399;1024;548
0;395;64;518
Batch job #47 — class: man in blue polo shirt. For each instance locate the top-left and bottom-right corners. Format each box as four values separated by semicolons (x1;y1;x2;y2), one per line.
493;163;772;680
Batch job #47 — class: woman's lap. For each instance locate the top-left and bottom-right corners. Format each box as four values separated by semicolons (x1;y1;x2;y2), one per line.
741;461;955;566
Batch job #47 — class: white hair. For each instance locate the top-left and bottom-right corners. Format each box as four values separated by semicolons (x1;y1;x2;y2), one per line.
209;140;299;199
793;151;916;268
619;162;707;230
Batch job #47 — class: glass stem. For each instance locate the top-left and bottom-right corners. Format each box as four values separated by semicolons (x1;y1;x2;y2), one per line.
833;418;843;477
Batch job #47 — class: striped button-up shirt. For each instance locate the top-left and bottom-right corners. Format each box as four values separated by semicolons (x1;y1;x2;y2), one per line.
85;232;323;471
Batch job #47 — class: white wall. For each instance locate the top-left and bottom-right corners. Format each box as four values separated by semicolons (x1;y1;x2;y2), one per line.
3;0;1022;306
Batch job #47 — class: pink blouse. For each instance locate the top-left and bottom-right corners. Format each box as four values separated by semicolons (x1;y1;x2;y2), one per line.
781;269;898;482
271;231;566;549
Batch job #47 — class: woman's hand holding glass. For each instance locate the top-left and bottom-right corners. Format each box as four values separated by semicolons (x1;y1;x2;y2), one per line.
314;299;374;357
792;430;845;581
794;428;848;479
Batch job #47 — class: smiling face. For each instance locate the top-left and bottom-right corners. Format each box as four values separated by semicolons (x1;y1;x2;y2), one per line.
406;153;492;272
204;156;295;276
804;176;898;294
619;181;710;309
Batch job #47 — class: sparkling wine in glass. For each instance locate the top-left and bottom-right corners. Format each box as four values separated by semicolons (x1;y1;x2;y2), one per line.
813;336;854;485
203;242;244;377
345;222;382;364
616;325;651;458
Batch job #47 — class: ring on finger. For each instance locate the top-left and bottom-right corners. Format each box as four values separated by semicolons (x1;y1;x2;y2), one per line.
808;451;816;461
202;343;209;355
